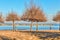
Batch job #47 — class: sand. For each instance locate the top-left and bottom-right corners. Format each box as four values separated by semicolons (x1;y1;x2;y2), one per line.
0;30;60;40
20;30;60;40
0;30;40;40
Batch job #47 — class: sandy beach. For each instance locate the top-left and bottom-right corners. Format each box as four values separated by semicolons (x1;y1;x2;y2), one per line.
0;30;39;40
0;30;60;40
20;30;60;40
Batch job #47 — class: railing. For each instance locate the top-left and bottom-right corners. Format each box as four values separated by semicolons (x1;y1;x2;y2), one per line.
0;23;59;30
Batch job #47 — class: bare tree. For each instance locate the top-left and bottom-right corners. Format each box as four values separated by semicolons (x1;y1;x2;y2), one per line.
6;11;20;31
0;13;4;23
21;0;47;31
53;11;60;30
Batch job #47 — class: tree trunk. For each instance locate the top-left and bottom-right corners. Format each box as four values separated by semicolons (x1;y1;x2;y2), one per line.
36;22;38;31
30;21;33;31
13;20;15;32
50;24;51;30
59;21;60;30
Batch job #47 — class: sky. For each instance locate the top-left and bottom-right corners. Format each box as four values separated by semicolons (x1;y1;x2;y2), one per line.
0;0;60;22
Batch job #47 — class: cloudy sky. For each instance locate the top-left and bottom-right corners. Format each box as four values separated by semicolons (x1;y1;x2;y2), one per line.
0;0;60;22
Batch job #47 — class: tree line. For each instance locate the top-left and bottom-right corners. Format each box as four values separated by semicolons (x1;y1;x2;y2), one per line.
0;0;60;32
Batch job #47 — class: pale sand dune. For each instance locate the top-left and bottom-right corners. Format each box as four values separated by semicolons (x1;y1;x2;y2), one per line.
0;30;40;40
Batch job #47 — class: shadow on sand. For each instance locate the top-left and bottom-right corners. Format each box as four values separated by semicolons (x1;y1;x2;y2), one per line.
0;36;16;40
